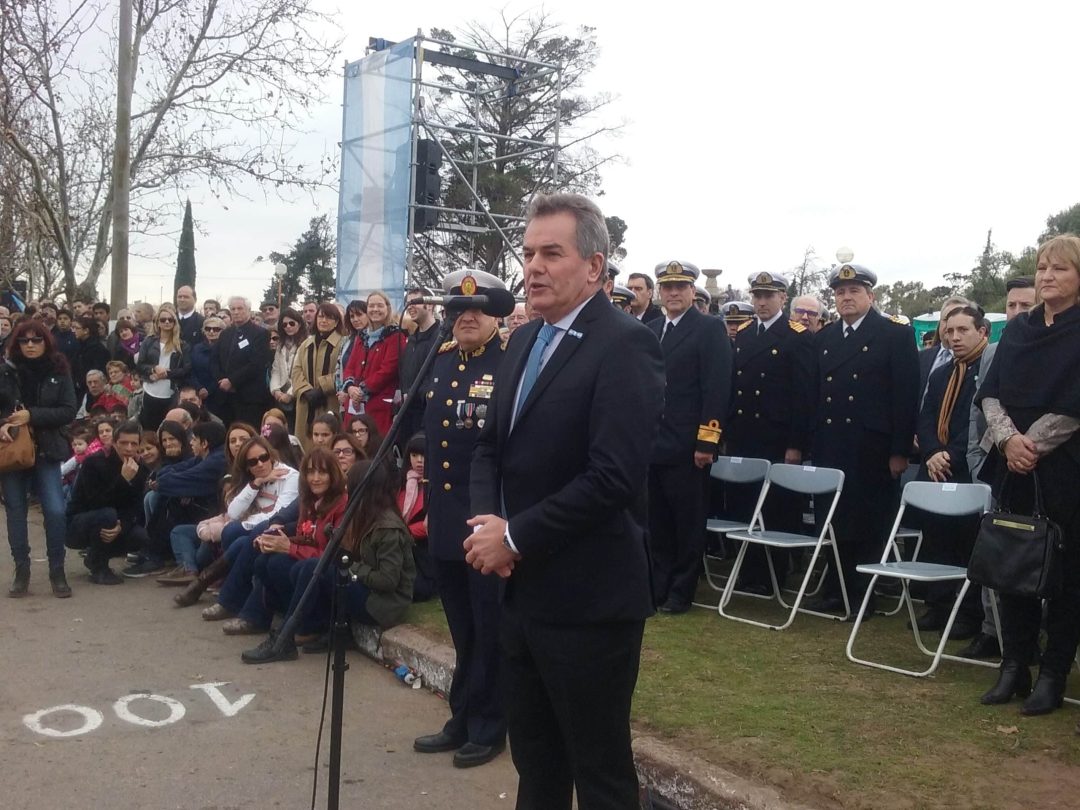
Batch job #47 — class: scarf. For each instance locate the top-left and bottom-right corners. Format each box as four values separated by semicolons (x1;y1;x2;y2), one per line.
401;469;422;518
121;333;141;356
363;326;385;348
937;336;988;445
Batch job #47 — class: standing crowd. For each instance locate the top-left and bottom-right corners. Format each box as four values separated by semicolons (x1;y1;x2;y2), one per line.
2;197;1079;808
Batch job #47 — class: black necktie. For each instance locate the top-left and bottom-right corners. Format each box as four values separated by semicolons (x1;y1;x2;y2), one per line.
844;325;854;339
662;321;673;343
757;321;765;336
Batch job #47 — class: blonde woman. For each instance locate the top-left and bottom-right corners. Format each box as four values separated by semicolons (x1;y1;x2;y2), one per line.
341;291;406;435
136;305;192;428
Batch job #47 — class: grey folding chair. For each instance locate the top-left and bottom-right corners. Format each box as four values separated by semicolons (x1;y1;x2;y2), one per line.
876;526;924;616
846;481;994;677
720;464;848;630
696;457;771;603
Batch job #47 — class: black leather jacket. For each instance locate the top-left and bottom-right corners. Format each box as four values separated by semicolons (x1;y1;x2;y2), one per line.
0;360;78;463
136;335;192;391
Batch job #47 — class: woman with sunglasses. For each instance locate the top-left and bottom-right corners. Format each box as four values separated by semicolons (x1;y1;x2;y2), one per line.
135;305;192;429
0;322;77;597
341;291;405;436
190;315;226;419
200;436;300;623
269;307;307;432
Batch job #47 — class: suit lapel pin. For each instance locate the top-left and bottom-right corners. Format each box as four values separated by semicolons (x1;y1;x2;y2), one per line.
567;328;584;339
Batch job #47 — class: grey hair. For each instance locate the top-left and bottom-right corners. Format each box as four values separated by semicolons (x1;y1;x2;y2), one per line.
526;193;609;262
227;296;251;310
86;369;106;382
792;294;826;313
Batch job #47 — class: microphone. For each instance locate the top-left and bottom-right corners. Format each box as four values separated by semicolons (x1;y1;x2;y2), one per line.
420;289;516;318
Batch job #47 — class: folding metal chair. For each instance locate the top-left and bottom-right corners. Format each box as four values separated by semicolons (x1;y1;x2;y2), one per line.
697;457;771;602
876;526;924;616
720;464;848;630
846;481;993;677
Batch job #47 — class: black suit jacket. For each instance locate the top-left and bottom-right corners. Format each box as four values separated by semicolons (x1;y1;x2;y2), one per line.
728;317;815;457
917;360;978;482
648;306;732;465
811;309;919;476
210;320;271;403
639;303;663;325
470;291;665;624
177;310;204;347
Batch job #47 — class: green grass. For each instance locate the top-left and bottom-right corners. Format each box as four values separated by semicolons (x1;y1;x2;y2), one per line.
403;586;1080;809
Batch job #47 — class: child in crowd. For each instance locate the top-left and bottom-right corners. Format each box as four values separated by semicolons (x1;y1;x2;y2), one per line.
398;432;436;602
60;426;93;500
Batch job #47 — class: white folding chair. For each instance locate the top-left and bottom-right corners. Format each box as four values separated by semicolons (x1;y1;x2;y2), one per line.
720;464;848;630
846;481;993;677
876;526;924;616
696;457;771;603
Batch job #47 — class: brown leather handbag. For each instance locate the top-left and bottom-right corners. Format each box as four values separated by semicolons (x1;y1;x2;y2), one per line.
0;424;36;473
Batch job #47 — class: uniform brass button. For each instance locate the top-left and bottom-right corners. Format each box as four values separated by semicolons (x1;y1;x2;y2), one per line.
442;420;450;428
443;483;452;491
446;399;453;406
737;390;743;396
826;375;832;382
441;440;448;448
451;381;459;388
755;390;760;396
760;372;766;378
755;413;760;418
427;391;433;399
458;364;466;371
737;409;743;415
848;395;854;402
736;370;742;376
853;373;858;379
442;461;450;469
826;418;832;424
845;418;852;424
826;396;832;403
862;346;868;352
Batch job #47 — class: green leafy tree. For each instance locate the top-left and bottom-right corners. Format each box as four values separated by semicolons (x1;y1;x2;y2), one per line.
605;216;627;263
173;200;196;294
874;280;954;318
1041;202;1080;241
259;215;336;310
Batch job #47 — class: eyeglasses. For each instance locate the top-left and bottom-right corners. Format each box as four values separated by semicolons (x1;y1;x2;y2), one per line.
792;308;821;318
261;306;277;312
282;321;298;328
17;336;44;345
350;426;368;434
158;318;175;324
204;326;222;333
269;334;279;341
333;447;355;456
245;452;272;467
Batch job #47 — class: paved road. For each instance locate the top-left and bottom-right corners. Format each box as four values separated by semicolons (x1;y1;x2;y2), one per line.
0;514;518;810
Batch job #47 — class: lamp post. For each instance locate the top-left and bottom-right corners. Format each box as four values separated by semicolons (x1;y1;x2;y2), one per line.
274;262;287;312
836;247;855;264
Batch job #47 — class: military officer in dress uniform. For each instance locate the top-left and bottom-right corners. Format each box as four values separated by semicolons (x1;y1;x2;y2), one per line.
725;271;815;593
722;301;754;341
648;260;732;613
413;269;508;768
806;263;920;614
611;284;635;313
694;287;712;314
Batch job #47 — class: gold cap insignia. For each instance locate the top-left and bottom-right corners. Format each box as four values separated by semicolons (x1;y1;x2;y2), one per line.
460;275;478;295
838;266;856;280
666;261;682;274
755;272;771;285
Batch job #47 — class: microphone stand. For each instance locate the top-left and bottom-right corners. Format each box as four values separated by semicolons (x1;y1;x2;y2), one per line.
275;314;457;810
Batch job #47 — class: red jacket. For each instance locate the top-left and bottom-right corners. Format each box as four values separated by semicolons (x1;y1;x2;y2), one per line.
342;327;406;435
288;493;348;560
396;483;427;541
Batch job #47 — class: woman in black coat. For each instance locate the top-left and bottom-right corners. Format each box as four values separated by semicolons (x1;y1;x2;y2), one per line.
135;306;191;429
71;315;110;404
975;234;1080;716
0;321;78;597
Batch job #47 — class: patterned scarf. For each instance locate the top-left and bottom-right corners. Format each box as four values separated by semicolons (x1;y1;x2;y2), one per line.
401;469;422;518
937;336;988;444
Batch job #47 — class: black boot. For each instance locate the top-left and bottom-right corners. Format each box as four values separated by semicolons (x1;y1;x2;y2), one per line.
49;568;72;598
174;555;229;608
980;659;1032;705
1021;670;1067;716
8;564;30;597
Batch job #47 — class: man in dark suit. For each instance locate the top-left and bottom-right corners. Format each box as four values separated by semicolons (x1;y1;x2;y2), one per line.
648;260;732;613
175;285;204;347
465;193;665;810
807;264;920;613
626;271;663;324
918;296;970;399
210;296;271;428
413;270;508;769
726;271;815;592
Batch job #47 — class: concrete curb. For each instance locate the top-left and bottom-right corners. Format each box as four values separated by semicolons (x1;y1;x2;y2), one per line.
351;623;817;810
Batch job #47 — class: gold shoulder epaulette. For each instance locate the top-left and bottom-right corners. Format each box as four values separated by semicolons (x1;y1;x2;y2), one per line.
789;320;806;333
736;320;753;332
697;420;723;444
438;340;458;354
889;314;905;324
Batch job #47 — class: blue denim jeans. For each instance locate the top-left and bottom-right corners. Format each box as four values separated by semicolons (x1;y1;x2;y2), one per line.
170;524;200;572
1;459;67;569
216;536;261;614
264;556;377;636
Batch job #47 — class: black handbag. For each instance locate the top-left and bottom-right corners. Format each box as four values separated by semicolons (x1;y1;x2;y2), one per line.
968;472;1065;599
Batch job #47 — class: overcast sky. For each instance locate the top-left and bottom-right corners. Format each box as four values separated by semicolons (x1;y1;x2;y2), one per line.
109;0;1080;307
